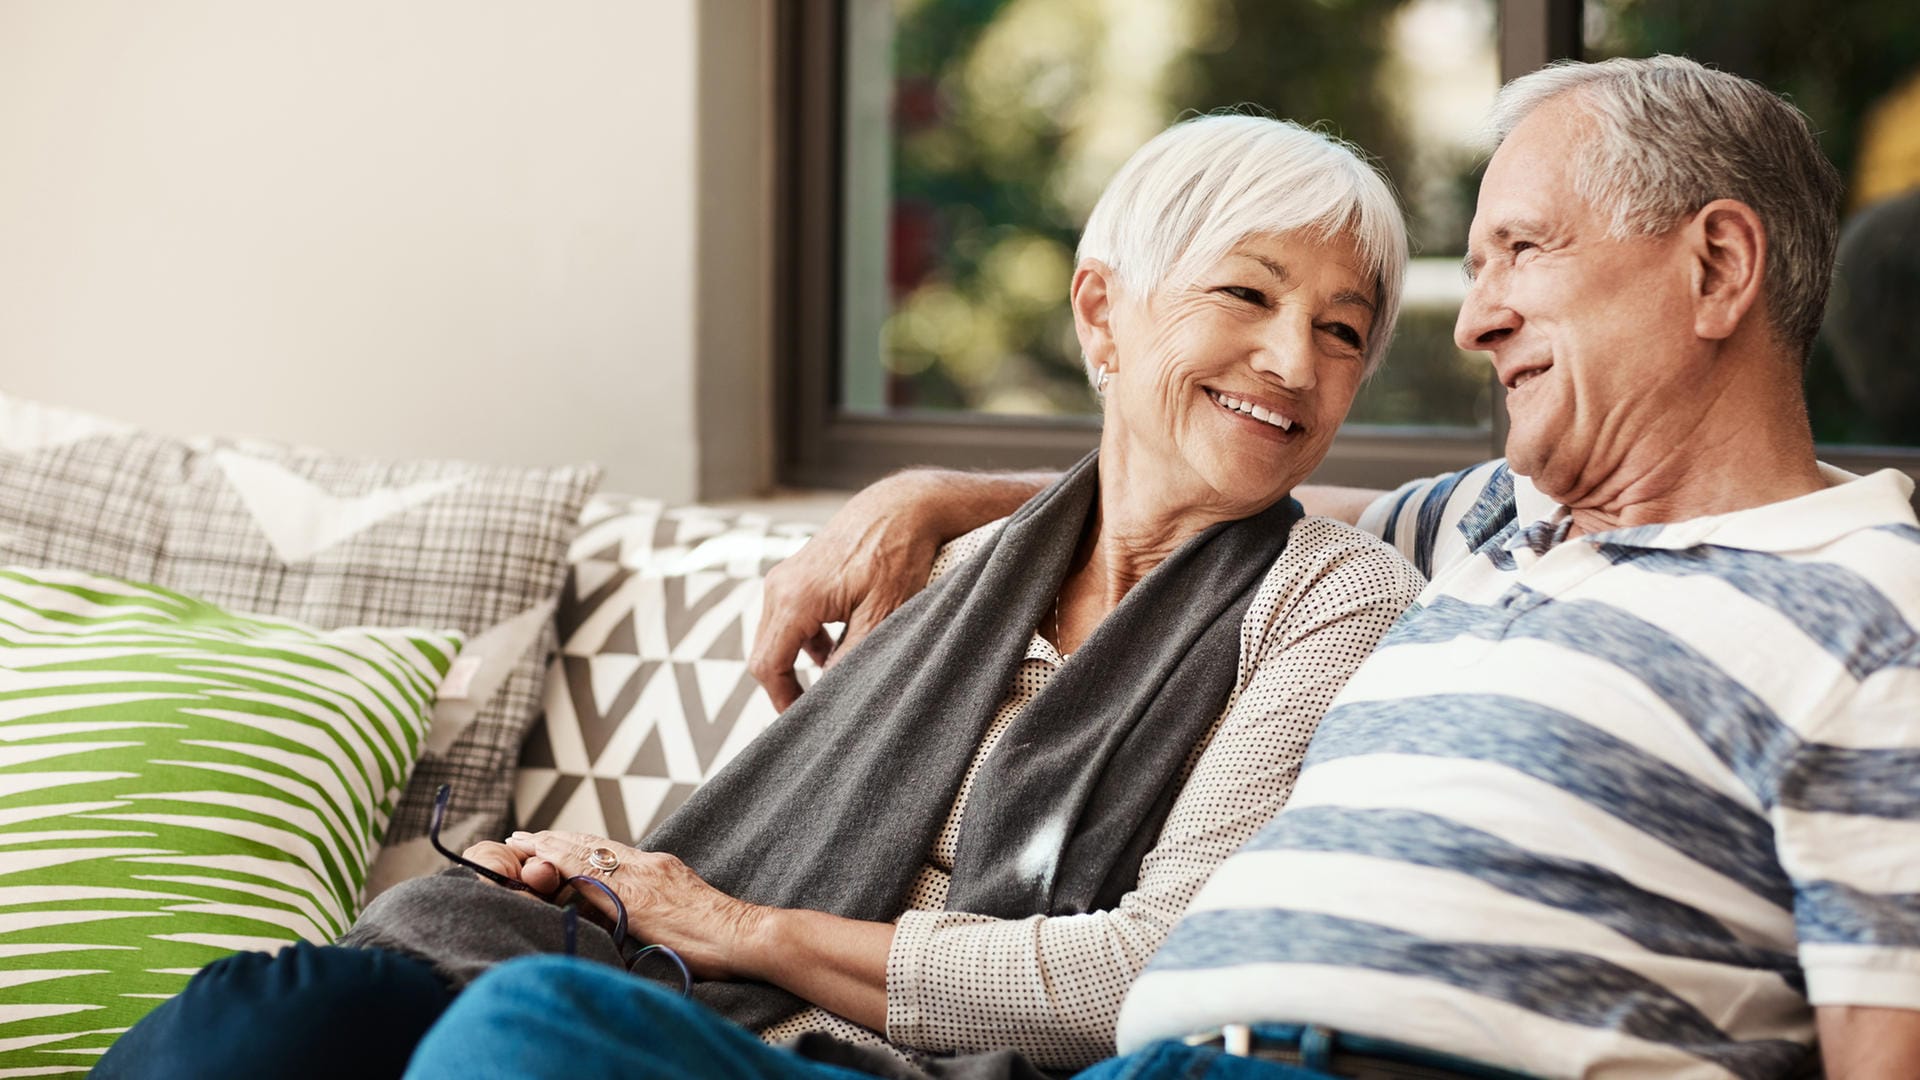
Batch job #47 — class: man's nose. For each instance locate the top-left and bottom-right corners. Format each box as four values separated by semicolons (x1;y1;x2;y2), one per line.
1455;277;1519;353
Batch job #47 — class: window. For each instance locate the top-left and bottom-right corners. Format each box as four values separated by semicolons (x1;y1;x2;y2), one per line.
843;0;1498;429
776;1;1915;491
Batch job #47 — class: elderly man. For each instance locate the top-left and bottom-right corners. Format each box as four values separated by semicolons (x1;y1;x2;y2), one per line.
737;56;1920;1079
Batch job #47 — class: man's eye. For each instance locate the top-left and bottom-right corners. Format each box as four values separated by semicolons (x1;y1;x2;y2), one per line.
1221;286;1268;306
1510;240;1537;257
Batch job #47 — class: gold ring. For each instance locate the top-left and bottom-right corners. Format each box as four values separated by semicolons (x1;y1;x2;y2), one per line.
587;847;620;875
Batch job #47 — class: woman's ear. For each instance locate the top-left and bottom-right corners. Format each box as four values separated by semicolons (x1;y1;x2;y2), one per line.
1070;260;1120;372
1687;199;1766;343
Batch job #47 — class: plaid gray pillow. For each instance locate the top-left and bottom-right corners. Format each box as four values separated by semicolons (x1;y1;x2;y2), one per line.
514;497;817;842
0;394;599;892
0;406;177;582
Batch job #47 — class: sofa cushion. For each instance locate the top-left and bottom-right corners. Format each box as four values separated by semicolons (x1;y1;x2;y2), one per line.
0;403;178;583
514;497;819;840
0;566;460;1072
0;394;599;887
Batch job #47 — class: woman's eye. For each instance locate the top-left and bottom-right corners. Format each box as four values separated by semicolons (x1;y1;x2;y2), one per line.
1321;322;1364;349
1221;286;1268;306
1510;240;1537;257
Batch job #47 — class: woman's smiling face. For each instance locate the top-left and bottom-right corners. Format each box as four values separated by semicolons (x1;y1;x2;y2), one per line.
1089;229;1377;521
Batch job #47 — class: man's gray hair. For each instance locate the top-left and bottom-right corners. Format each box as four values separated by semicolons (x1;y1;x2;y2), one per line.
1077;114;1408;377
1488;54;1844;359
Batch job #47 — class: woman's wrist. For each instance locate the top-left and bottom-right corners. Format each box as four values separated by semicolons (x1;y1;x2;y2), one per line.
719;905;897;1029
723;900;784;982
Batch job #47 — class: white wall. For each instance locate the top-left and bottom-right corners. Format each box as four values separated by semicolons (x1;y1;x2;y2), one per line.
0;0;770;500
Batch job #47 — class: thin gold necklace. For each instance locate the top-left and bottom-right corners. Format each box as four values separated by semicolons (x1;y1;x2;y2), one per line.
1052;590;1070;658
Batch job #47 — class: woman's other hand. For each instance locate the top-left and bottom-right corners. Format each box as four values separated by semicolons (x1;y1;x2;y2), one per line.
504;831;768;981
460;840;533;886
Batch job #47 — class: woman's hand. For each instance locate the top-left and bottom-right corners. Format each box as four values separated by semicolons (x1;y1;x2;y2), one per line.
504;831;770;981
508;831;896;1028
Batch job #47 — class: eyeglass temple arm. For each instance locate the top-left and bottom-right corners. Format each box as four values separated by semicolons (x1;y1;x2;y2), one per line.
429;785;535;892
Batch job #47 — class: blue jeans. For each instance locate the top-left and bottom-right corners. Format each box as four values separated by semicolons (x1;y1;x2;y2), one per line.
93;941;454;1079
403;955;1337;1080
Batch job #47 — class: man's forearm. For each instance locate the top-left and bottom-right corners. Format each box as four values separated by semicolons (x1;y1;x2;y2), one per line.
1818;1005;1920;1078
1294;484;1387;526
882;473;1385;532
879;467;1055;541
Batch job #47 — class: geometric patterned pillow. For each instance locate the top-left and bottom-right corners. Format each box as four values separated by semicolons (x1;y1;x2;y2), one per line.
0;566;461;1074
0;393;599;893
514;497;820;841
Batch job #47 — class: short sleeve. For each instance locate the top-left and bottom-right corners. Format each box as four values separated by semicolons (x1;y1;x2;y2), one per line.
1776;675;1920;1009
1356;459;1512;579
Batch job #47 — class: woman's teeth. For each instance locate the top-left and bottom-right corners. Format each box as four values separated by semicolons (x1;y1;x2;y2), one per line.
1208;390;1293;431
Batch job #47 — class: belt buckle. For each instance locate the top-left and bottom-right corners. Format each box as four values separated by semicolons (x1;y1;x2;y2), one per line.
1222;1024;1252;1057
1181;1024;1254;1057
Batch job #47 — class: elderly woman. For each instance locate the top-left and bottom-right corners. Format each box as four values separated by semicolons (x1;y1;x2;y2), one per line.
97;115;1422;1080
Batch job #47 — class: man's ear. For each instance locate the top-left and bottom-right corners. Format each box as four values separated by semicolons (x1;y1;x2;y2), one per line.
1688;199;1767;342
1070;260;1121;372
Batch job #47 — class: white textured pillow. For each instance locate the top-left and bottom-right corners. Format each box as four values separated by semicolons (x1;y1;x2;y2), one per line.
515;497;817;840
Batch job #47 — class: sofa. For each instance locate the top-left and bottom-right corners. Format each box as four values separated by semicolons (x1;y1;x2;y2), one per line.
0;392;824;1071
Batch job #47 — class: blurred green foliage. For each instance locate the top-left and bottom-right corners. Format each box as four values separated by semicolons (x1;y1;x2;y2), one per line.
877;0;1493;427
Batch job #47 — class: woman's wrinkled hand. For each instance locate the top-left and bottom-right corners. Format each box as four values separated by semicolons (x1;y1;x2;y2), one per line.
504;830;770;982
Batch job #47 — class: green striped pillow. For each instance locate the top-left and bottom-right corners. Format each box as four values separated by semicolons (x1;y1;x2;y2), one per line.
0;566;461;1074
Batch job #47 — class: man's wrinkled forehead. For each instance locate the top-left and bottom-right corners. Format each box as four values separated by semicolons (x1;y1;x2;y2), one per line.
1465;100;1600;252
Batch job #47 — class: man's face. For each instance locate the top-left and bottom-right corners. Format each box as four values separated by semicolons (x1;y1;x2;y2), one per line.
1456;97;1700;505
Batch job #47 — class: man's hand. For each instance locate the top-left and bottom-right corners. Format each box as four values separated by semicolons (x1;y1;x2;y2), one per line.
749;479;943;711
749;468;1052;711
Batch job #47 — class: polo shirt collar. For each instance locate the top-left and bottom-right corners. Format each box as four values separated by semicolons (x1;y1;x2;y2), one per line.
1508;465;1917;554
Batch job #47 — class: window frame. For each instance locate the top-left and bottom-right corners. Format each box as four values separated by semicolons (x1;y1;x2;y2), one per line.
772;0;1920;497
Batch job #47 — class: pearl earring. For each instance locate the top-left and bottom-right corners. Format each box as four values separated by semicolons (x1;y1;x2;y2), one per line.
1095;367;1111;394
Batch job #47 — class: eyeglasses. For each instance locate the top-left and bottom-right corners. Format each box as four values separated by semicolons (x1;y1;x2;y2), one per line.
429;783;691;995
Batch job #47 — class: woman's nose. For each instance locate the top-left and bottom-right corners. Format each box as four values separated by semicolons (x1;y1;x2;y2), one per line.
1251;324;1317;390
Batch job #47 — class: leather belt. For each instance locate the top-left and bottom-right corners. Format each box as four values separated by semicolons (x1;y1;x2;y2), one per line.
1182;1024;1538;1080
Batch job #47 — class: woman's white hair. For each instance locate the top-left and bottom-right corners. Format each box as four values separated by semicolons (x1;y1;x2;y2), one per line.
1076;114;1408;378
1487;55;1844;359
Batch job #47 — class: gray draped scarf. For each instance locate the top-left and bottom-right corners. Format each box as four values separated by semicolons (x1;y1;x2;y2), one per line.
647;450;1303;1033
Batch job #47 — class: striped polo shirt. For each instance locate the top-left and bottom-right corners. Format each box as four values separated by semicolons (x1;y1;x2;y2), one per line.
1116;460;1920;1079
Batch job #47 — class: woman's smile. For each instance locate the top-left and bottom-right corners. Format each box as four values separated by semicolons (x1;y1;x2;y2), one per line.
1204;387;1303;439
